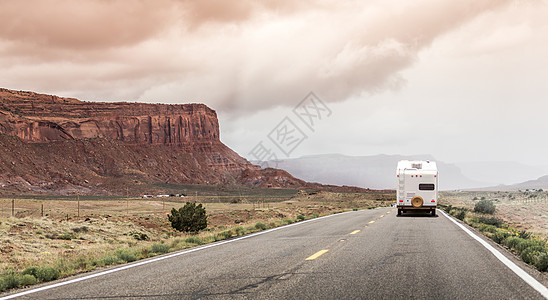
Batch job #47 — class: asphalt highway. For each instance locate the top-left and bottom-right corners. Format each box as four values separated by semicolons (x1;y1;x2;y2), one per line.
3;208;547;299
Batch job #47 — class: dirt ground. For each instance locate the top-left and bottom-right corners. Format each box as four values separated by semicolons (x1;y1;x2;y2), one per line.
440;191;548;237
0;190;394;275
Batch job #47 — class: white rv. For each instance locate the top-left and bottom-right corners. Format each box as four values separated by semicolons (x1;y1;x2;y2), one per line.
396;160;438;216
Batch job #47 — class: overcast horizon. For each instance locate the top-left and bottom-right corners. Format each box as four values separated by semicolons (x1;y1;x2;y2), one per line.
2;0;547;167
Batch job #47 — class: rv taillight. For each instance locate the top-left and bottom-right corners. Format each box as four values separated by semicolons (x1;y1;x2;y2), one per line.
434;175;437;177
399;200;403;202
397;175;399;177
420;175;422;177
431;200;435;202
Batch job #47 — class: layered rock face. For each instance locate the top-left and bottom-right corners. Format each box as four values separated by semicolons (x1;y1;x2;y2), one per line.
0;88;311;195
0;88;219;145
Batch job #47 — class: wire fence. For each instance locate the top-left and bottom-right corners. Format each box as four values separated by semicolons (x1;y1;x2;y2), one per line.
0;195;284;219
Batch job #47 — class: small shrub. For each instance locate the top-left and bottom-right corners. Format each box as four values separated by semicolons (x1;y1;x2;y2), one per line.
451;209;466;221
168;203;208;233
311;213;319;218
35;266;60;282
140;248;150;258
296;214;305;221
21;266;40;278
515;239;545;254
474;200;495;214
282;218;294;225
57;233;76;240
352;208;358;211
505;236;523;250
479;224;498;234
477;216;502;227
492;230;508;244
99;255;118;266
220;230;233;239
151;244;170;254
233;226;244;236
127;231;150;241
536;252;548;272
185;236;203;245
115;249;137;263
72;226;88;233
0;274;21;291
517;230;532;239
20;274;37;286
521;247;545;265
255;222;267;230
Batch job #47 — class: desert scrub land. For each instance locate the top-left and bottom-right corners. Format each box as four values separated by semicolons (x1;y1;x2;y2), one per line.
440;191;548;272
0;190;393;292
440;190;548;237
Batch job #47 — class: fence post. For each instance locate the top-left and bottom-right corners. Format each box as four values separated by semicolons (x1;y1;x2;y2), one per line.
12;199;14;217
77;193;80;218
41;203;44;217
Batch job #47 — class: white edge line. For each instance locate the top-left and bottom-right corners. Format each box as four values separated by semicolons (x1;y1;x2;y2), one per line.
439;210;548;299
1;210;358;299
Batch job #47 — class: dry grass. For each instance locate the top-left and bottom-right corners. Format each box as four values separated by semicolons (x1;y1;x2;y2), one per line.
440;191;548;237
0;190;393;288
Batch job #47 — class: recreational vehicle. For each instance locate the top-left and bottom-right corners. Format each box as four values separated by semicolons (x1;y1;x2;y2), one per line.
396;160;438;216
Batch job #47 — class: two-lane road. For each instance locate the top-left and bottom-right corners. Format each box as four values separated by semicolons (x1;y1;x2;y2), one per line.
3;208;547;299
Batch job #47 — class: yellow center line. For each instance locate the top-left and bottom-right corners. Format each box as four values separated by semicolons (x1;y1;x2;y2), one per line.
349;230;360;235
368;220;375;224
380;215;384;218
306;249;329;260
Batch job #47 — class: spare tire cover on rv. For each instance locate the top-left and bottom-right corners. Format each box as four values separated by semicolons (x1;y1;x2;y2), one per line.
411;196;423;208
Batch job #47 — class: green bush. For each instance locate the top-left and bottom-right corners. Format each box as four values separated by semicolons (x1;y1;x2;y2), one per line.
220;230;233;239
115;249;137;263
521;248;546;265
451;209;466;221
311;213;319;218
492;230;508;244
536;252;548;272
282;218;294;224
255;222;267;230
151;244;170;254
168;202;208;233
505;236;523;250
474;199;495;214
515;239;545;254
19;274;37;286
296;214;305;221
476;216;502;227
99;255;118;266
36;266;60;282
479;224;498;234
0;274;21;291
21;266;40;278
185;236;203;245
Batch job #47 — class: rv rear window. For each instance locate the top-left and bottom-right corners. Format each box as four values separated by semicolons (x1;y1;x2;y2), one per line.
419;183;435;191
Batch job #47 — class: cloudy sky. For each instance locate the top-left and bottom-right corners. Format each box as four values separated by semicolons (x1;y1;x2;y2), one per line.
1;0;547;166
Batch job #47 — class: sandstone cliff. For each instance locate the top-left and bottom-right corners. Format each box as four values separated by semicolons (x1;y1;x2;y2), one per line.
0;88;310;195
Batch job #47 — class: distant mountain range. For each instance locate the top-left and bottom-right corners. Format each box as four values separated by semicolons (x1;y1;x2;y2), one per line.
473;175;548;191
262;154;548;191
